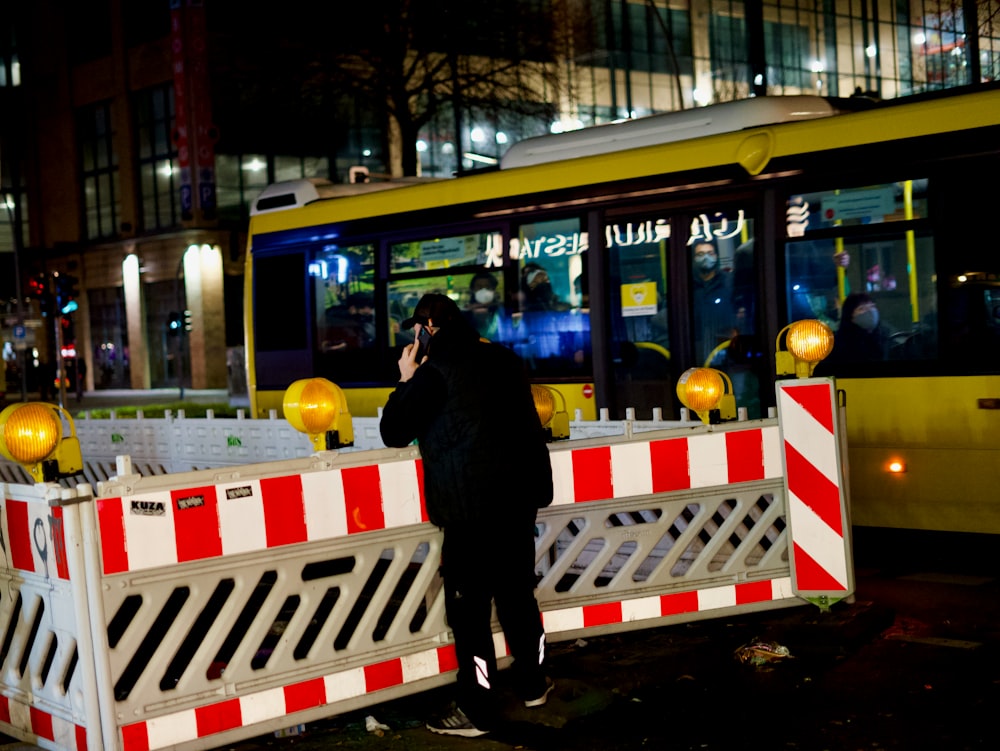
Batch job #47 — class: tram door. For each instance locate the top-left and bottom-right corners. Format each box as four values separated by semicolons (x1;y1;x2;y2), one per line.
683;206;762;419
605;207;675;419
605;203;764;421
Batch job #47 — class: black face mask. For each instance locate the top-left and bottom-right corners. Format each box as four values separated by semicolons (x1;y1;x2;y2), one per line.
534;282;554;300
695;255;718;273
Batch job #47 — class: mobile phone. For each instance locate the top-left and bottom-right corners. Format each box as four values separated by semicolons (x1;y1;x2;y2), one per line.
415;326;432;360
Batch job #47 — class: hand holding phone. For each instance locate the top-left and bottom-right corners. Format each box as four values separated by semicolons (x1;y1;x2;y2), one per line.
398;324;430;383
415;325;432;361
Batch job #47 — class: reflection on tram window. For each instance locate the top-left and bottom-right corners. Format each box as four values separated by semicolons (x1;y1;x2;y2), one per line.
785;180;939;373
312;243;378;383
390;231;502;272
465;270;504;341
608;210;673;419
511;218;591;378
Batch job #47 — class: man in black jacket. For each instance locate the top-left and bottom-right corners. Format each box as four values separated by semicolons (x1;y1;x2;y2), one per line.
380;293;554;737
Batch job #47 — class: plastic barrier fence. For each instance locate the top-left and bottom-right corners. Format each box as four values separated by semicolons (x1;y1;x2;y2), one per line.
0;481;102;751
0;379;851;751
0;410;387;487
0;408;698;487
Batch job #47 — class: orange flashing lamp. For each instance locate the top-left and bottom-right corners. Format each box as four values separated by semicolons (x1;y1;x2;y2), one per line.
676;367;736;424
776;319;834;378
283;378;354;451
0;402;84;483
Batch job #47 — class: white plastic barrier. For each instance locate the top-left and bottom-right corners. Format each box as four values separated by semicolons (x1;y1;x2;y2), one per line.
0;481;102;750
0;412;389;486
0;379;851;751
0;406;699;486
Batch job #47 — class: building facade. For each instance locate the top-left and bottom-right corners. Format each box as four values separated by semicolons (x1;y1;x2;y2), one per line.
1;0;997;396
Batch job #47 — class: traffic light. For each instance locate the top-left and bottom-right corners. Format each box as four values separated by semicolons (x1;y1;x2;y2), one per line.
26;273;52;313
55;273;79;314
183;309;193;332
27;274;47;298
60;314;75;345
167;311;182;336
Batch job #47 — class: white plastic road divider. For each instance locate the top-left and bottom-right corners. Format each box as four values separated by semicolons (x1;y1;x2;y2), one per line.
0;384;851;750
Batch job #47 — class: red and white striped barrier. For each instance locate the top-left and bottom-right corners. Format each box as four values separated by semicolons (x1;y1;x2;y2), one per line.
117;641;463;751
0;697;86;751
550;424;782;503
94;451;429;573
0;482;103;751
777;378;853;602
96;425;783;574
1;406;852;751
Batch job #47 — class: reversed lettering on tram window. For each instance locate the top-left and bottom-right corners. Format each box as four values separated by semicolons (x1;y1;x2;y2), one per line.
176;495;206;510
130;500;166;516
225;485;254;500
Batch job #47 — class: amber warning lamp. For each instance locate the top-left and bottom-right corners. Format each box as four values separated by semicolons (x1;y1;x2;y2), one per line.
283;377;354;451
531;384;570;441
676;367;736;424
776;319;834;378
0;402;84;483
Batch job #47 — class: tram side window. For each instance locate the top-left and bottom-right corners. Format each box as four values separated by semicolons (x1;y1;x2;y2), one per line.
313;243;377;384
785;181;938;374
686;209;761;417
606;211;673;419
387;230;505;352
255;253;307;352
687;212;756;367
512;218;590;378
387;269;506;347
253;251;313;391
933;167;1000;370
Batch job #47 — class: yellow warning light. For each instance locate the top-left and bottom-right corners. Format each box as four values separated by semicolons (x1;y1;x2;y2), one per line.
0;402;61;463
0;402;84;483
531;384;570;441
283;377;354;451
887;460;907;474
676;368;736;424
776;319;834;378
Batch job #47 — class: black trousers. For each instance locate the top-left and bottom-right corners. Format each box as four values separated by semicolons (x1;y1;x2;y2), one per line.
440;509;548;728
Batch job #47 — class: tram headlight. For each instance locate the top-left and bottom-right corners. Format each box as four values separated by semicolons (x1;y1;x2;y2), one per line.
776;319;834;378
283;377;354;451
0;402;84;483
676;367;736;424
531;384;569;441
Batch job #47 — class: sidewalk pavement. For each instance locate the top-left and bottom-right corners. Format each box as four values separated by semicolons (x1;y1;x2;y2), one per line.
2;388;233;412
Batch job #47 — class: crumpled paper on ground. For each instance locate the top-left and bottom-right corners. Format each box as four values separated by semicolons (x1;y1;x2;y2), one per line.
365;715;391;736
734;638;793;666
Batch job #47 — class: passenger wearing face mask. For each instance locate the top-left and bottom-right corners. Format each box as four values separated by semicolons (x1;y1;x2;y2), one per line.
465;271;502;340
691;239;738;365
521;263;571;313
814;293;889;375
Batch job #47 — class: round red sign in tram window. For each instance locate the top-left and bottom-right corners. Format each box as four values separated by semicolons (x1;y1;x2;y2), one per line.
582;384;594;399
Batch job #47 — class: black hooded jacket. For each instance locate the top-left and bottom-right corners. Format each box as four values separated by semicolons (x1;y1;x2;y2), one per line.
379;318;554;527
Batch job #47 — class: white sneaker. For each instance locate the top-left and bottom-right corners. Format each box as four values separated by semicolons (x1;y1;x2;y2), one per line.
426;705;490;737
524;677;555;708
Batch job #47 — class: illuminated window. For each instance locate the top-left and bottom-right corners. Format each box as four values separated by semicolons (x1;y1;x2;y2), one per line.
77;101;121;240
134;85;178;231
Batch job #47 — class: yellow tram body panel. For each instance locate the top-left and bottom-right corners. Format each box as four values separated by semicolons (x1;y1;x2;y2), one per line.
840;375;1000;534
